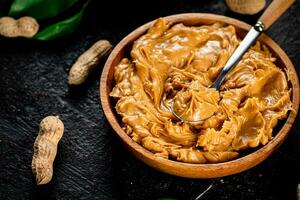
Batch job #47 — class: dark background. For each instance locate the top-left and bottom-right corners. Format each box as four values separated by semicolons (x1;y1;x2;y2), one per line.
0;0;300;199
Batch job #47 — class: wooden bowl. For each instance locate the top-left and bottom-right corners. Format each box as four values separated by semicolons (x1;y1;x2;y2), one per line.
100;13;299;178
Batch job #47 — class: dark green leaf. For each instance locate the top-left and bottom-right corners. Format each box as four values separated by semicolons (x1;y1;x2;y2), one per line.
33;8;84;40
9;0;78;20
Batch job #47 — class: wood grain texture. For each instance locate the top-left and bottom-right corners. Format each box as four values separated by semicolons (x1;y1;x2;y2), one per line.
100;13;299;179
259;0;295;29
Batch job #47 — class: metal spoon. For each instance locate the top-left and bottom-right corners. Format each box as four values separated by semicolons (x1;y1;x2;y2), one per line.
169;0;295;124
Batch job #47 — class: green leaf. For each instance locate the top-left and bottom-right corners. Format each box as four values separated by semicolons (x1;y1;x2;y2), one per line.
33;8;84;40
8;0;78;20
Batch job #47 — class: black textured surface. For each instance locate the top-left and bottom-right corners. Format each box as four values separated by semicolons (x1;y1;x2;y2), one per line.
0;1;300;200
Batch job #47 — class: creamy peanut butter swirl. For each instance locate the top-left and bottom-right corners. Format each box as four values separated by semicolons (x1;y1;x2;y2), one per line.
110;18;292;163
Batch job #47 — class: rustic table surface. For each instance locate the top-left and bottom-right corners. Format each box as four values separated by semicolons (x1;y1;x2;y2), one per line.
0;0;299;199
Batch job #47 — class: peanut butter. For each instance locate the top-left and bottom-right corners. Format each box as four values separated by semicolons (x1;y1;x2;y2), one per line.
110;18;292;163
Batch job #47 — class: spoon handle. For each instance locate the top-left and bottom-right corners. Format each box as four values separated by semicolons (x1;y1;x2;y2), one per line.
210;0;295;89
259;0;295;30
210;22;263;89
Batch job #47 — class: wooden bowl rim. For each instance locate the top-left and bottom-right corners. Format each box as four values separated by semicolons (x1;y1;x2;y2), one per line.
100;13;299;177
